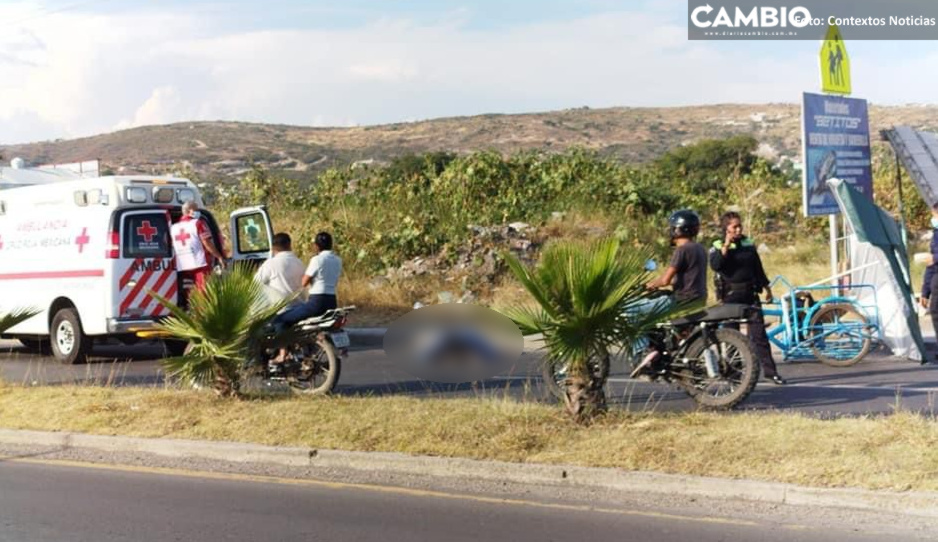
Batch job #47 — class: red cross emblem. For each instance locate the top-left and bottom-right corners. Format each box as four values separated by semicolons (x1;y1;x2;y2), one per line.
75;227;90;253
136;221;158;243
174;229;191;247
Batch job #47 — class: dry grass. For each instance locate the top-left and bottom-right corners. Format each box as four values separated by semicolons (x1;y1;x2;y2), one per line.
1;384;937;491
338;275;471;326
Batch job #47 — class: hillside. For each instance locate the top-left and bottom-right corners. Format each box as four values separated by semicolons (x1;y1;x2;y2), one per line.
3;103;938;181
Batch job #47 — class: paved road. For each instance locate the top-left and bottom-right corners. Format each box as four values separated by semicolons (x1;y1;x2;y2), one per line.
1;338;937;415
0;457;928;542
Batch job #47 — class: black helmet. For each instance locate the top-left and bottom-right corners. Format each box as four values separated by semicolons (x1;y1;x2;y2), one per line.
668;210;700;239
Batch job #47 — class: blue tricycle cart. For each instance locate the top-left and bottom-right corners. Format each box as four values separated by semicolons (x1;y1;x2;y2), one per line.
761;276;882;367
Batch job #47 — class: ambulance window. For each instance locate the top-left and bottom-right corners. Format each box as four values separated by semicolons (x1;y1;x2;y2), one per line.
235;213;270;254
153;187;175;203
177;189;195;204
123;213;171;258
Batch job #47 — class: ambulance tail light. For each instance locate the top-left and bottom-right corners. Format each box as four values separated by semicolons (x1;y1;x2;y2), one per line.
106;231;120;259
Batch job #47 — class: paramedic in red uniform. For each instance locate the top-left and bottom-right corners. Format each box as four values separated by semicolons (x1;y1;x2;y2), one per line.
171;201;226;304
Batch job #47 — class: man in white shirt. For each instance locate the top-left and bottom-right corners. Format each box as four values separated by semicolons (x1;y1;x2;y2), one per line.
270;231;343;362
255;232;305;307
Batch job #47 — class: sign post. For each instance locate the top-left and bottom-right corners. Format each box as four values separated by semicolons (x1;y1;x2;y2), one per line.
804;24;868;286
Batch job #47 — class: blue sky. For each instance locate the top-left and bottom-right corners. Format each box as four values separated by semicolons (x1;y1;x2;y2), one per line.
0;0;936;145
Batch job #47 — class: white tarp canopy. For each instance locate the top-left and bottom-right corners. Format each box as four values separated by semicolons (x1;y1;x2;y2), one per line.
829;178;925;362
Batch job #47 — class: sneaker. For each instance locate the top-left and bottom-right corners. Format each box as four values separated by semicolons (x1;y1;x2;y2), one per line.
769;375;787;386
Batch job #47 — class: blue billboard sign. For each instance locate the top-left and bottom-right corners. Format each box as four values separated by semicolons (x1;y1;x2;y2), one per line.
802;92;873;216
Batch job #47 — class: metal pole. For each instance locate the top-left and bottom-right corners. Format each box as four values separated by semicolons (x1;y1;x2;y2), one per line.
894;149;914;287
830;213;838;287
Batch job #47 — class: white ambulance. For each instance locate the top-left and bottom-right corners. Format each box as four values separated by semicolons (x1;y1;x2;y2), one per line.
0;160;273;364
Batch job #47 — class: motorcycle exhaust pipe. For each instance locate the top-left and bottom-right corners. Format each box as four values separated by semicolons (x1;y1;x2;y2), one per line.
701;349;720;379
698;323;720;379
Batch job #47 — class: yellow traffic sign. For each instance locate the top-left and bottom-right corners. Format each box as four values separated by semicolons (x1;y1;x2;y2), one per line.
820;24;851;95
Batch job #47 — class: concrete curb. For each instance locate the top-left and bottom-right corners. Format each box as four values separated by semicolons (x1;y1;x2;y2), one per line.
0;428;936;518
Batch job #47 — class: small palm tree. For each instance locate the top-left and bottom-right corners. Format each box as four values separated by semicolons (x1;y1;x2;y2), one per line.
0;308;40;334
503;238;678;422
153;264;293;397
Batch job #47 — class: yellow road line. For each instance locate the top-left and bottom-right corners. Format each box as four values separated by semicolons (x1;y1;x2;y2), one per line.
1;456;766;527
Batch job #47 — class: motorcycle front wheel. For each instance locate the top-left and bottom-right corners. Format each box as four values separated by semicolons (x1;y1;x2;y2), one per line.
287;338;341;395
681;328;758;410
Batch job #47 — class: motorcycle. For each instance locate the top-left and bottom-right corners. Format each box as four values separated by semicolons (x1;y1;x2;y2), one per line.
544;292;759;410
248;306;356;395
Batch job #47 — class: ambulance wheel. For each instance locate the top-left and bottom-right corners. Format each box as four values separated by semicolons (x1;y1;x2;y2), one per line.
50;308;90;365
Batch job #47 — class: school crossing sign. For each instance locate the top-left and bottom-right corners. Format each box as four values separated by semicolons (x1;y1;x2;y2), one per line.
820;24;851;95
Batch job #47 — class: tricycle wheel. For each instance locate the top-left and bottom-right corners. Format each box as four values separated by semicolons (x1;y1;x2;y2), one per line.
808;303;873;367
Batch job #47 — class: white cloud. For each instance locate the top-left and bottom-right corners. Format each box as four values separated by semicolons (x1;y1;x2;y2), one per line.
348;60;419;82
0;1;934;145
113;85;186;131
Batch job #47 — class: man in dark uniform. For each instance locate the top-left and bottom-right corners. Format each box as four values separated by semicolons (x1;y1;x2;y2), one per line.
709;211;786;385
919;202;938;361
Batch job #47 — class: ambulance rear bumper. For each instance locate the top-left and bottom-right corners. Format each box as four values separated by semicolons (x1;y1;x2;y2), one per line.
107;318;160;334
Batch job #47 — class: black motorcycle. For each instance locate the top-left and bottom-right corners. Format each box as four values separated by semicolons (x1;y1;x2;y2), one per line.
249;306;356;395
544;295;759;410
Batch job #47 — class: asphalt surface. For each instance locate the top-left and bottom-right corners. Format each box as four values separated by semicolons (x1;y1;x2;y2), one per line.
0;453;932;542
1;338;937;415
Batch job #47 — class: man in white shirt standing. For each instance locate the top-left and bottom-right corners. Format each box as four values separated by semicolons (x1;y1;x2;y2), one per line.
270;232;343;362
255;232;305;307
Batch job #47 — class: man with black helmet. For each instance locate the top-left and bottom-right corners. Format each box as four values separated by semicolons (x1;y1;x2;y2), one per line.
645;209;708;305
709;211;786;385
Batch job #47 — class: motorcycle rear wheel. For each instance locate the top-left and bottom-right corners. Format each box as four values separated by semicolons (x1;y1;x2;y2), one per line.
681;328;758;410
287;338;340;395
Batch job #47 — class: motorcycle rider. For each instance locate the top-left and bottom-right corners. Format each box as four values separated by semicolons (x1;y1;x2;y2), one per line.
635;210;708;377
270;231;342;364
645;209;708;307
254;232;306;308
709;211;786;385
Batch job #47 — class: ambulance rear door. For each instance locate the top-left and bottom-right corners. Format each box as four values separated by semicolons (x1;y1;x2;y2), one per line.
109;208;177;321
229;206;273;268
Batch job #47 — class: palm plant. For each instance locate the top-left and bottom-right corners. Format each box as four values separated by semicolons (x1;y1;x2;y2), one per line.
503;238;679;422
0;308;40;334
153;263;293;397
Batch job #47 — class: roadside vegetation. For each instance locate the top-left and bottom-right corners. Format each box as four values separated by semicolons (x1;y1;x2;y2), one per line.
194;136;929;325
0;384;935;492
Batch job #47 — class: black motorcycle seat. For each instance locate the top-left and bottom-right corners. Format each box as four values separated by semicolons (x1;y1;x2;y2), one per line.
670;303;751;326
